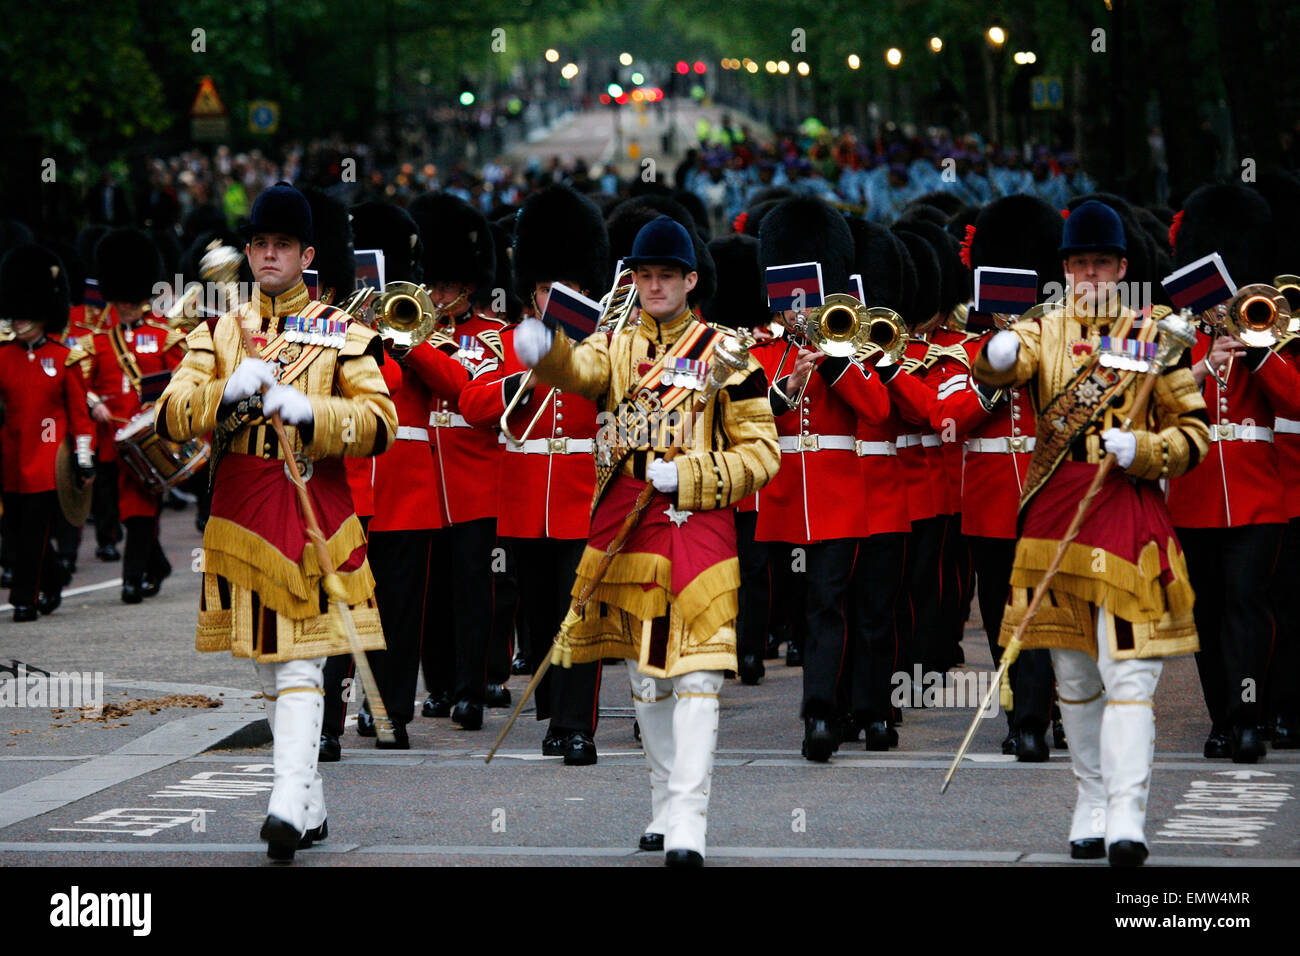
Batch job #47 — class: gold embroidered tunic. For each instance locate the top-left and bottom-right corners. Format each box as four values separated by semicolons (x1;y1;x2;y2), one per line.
156;281;398;662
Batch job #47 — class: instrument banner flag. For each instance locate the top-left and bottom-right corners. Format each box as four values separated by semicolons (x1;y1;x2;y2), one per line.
83;278;105;311
766;261;824;312
354;249;385;292
975;266;1038;315
543;281;603;341
1162;252;1236;315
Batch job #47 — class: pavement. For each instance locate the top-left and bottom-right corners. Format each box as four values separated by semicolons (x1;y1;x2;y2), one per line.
2;503;1297;869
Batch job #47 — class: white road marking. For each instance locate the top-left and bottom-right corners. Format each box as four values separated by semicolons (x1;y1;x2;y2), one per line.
0;578;122;612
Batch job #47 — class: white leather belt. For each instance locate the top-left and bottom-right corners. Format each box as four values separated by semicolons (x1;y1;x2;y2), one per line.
778;434;857;453
395;426;430;441
428;411;470;428
1275;417;1300;435
896;433;923;448
505;437;594;455
921;434;941;448
1210;423;1273;443
965;435;1036;454
855;440;897;457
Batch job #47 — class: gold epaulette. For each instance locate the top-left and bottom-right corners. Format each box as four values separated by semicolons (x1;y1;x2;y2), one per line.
185;322;215;353
340;321;379;359
163;327;188;353
478;326;506;362
65;345;87;367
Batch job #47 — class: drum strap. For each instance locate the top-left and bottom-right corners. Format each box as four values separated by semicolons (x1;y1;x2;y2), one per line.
108;324;145;398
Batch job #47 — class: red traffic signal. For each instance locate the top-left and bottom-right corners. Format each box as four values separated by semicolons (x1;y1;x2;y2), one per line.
693;61;706;74
675;61;689;74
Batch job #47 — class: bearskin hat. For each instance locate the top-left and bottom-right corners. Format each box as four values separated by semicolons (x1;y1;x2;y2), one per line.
407;192;496;291
0;244;71;335
75;225;108;278
892;227;940;328
605;195;715;305
487;221;521;320
299;186;356;301
181;204;230;251
967;194;1064;300
907;191;966;219
1251;170;1300;278
41;238;86;307
349;202;423;285
738;196;786;238
894;219;970;314
0;219;36;260
1174;183;1274;285
95;228;164;304
846;217;908;314
898;201;953;230
702;234;767;330
757;197;855;297
671;190;712;242
513;185;610;300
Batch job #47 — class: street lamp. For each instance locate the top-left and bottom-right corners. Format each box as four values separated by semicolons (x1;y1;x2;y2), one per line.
561;62;579;80
765;60;778;73
778;60;790;74
987;26;1006;47
619;52;633;66
847;54;861;70
929;36;943;53
545;48;559;63
885;47;902;68
796;61;810;76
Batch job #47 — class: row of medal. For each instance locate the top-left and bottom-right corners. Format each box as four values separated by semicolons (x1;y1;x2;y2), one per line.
1097;335;1157;372
661;357;709;390
283;314;348;348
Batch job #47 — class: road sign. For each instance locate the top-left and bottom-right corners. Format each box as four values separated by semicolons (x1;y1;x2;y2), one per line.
190;76;227;117
1030;76;1064;111
248;100;280;135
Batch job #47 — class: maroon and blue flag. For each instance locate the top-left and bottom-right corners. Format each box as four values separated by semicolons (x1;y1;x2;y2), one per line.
766;262;824;312
543;282;603;341
1162;253;1236;315
354;250;384;292
974;267;1039;316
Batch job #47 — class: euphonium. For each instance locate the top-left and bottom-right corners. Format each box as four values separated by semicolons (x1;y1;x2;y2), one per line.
373;281;437;348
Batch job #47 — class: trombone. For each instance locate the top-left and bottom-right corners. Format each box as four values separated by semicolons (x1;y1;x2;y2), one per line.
373;280;438;348
500;270;637;446
1196;283;1292;388
770;293;906;407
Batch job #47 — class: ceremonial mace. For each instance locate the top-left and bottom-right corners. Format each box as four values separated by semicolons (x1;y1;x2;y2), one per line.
486;329;756;762
940;313;1197;793
237;318;396;745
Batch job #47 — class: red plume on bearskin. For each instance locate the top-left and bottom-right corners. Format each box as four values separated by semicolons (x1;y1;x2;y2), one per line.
733;211;749;235
959;223;976;269
1060;208;1070;219
1169;209;1184;253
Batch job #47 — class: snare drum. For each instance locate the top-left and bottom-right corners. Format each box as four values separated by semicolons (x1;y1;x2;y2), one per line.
115;409;210;495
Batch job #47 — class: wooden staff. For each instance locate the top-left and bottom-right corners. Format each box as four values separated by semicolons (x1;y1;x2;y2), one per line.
486;331;754;762
238;322;395;745
940;313;1197;793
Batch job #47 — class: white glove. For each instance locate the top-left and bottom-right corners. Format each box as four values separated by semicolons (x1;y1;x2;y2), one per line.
222;358;278;403
646;459;679;494
987;330;1021;372
1101;428;1137;469
262;384;314;426
514;317;555;368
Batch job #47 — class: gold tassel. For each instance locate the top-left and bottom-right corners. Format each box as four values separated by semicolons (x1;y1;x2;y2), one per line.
999;639;1021;712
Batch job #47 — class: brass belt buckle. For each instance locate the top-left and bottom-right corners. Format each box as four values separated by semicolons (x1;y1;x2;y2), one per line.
285;452;313;482
548;437;567;454
800;434;818;451
1007;436;1025;453
433;412;451;428
1217;423;1235;440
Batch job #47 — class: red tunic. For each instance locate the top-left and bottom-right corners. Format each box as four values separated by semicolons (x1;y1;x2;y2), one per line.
930;333;1036;540
369;340;467;532
72;303;122;463
459;325;598;540
887;340;946;521
84;316;184;518
753;341;890;544
427;312;506;525
1166;334;1300;528
1272;341;1300;520
0;338;95;493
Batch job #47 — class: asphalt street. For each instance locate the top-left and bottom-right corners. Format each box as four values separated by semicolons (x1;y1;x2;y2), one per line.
1;504;1296;869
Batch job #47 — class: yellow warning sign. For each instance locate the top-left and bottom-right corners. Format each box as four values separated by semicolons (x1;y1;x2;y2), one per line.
190;76;228;117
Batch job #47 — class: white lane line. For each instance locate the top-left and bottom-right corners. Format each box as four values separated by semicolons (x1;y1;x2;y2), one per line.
0;842;1291;865
0;578;122;612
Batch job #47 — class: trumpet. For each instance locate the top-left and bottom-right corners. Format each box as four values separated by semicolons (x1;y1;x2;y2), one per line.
771;293;904;407
501;271;636;446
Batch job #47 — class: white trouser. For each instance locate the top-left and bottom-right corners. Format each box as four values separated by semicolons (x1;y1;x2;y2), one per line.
254;657;327;835
1050;605;1162;848
627;660;723;857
